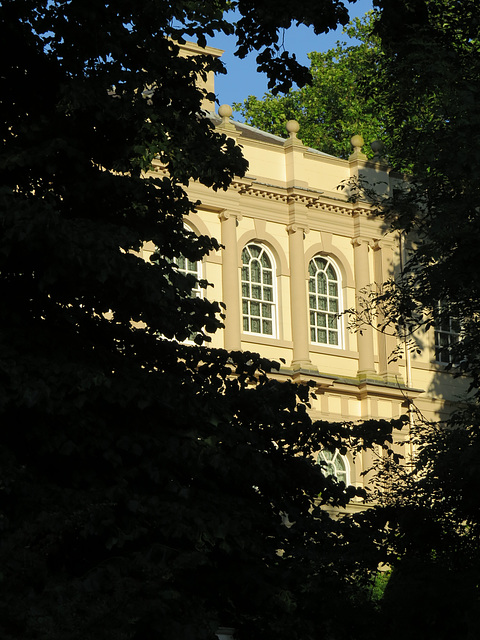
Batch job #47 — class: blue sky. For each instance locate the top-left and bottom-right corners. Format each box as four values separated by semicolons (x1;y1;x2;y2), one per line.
207;0;373;117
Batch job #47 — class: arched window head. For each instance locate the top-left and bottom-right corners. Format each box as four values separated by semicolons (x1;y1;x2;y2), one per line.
241;243;276;336
309;256;342;347
317;450;348;485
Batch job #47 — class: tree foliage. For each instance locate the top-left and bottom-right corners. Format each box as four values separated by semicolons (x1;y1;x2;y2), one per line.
348;1;480;636
0;1;397;639
235;13;386;158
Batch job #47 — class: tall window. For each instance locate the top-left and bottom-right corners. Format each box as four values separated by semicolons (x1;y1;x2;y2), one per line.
434;312;460;364
309;256;342;346
241;243;276;336
317;450;348;485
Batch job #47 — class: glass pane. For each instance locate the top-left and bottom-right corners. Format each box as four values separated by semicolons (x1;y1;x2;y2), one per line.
318;329;327;343
317;273;327;294
326;265;336;280
186;259;197;272
328;314;337;328
309;278;315;293
330;299;338;312
310;311;315;324
241;248;250;263
316;258;327;270
251;318;261;333
264;287;273;302
252;284;261;299
242;283;249;297
242;300;248;314
317;313;326;327
308;262;316;277
329;331;338;345
310;328;316;341
250;301;260;316
326;462;336;475
318;297;327;311
260;253;271;268
309;295;316;310
263;320;272;334
250;244;261;258
440;318;450;332
329;282;338;296
440;333;449;347
177;256;186;270
334;453;346;471
251;261;261;282
241;266;249;281
243;317;249;331
263;270;272;285
262;303;272;318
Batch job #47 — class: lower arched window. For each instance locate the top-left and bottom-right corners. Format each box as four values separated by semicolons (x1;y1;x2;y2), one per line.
174;255;202;298
309;256;342;346
317;450;348;485
241;243;276;336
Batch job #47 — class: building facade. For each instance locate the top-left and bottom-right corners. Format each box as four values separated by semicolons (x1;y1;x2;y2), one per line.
143;46;465;496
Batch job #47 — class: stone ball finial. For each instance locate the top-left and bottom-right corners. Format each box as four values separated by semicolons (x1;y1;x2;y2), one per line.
371;140;384;154
349;134;367;161
218;104;233;123
371;140;386;164
286;119;300;138
351;134;365;150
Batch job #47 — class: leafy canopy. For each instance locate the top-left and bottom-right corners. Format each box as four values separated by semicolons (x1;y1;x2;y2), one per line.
347;1;480;637
0;1;398;639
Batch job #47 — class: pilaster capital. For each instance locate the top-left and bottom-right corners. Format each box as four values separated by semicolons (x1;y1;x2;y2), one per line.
219;210;242;223
286;223;310;235
371;237;395;252
351;237;370;249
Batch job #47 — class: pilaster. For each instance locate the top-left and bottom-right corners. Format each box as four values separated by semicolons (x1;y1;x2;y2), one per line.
352;237;376;378
287;222;316;371
219;209;242;350
371;239;400;382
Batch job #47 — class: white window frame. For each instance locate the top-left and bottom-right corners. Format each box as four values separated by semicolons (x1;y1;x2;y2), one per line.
434;309;460;364
308;255;343;348
241;243;277;338
173;254;203;299
317;450;349;486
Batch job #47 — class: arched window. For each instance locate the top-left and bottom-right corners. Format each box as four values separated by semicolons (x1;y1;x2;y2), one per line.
317;450;348;485
308;256;342;346
241;243;276;336
174;254;202;298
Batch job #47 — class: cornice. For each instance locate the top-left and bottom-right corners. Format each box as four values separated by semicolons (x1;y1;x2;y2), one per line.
232;179;289;203
231;178;375;216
